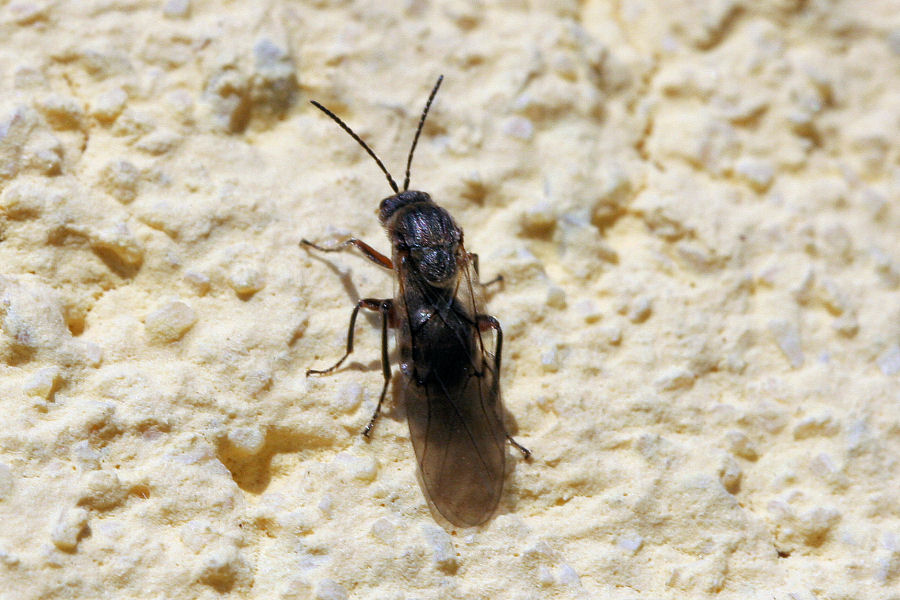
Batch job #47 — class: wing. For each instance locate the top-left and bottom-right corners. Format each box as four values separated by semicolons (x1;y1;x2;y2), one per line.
402;252;507;527
405;348;507;527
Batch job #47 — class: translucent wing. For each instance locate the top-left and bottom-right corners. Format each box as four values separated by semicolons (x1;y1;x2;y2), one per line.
399;252;507;527
405;351;506;526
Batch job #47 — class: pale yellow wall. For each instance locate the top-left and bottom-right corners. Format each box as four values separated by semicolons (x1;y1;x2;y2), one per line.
1;1;899;598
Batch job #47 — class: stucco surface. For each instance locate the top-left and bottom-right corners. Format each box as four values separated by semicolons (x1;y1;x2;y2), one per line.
1;1;899;599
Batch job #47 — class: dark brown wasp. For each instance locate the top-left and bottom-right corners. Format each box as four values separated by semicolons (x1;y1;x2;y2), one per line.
302;76;530;527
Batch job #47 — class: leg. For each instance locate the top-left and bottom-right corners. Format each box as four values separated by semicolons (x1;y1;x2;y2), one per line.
307;298;388;376
363;300;393;438
477;314;503;373
302;238;393;270
506;431;532;459
468;252;503;288
477;314;531;459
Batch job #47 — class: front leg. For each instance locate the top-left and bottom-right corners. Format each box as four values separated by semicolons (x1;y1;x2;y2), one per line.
302;238;393;270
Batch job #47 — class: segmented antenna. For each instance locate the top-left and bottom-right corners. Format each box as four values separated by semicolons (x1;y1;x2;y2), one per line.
310;100;400;194
403;75;443;192
310;75;444;195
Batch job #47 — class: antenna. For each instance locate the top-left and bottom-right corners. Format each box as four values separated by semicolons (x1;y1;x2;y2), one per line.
310;100;400;194
403;75;443;192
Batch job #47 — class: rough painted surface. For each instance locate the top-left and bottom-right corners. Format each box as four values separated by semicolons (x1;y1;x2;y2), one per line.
1;1;899;598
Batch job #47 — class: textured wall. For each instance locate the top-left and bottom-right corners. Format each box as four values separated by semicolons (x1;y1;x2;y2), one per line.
1;1;899;598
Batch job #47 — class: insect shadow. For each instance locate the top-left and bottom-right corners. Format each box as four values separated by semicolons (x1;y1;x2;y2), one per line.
302;75;530;528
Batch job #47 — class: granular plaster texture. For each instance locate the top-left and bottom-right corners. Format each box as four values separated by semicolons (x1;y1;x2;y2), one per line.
1;1;899;599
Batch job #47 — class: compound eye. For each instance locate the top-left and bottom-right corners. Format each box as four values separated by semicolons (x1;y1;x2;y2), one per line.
379;196;403;224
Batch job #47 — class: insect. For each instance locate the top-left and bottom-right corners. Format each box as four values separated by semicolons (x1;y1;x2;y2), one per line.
302;76;531;527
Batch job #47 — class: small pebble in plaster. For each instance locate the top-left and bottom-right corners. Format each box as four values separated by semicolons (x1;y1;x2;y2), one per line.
145;300;197;343
51;507;89;551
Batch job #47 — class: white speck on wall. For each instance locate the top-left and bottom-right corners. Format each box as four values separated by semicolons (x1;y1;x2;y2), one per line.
877;345;900;376
315;578;348;600
769;319;805;368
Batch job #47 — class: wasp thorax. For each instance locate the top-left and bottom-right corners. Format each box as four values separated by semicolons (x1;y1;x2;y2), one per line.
409;245;458;285
386;197;462;287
